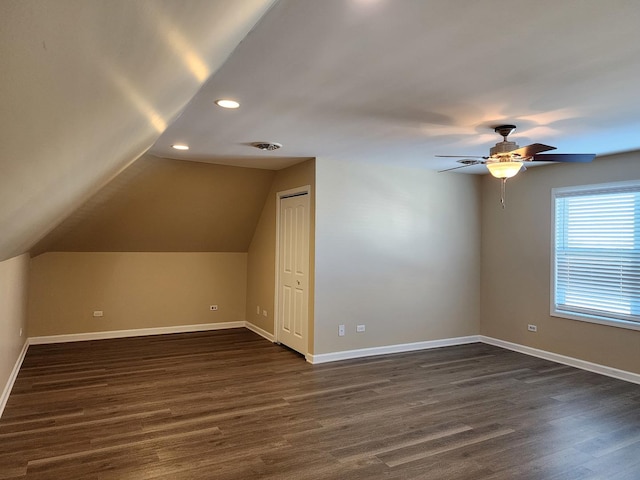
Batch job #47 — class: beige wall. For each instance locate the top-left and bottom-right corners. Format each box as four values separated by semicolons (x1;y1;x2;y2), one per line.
481;151;640;373
28;252;247;337
245;159;316;349
32;156;275;255
0;254;29;407
19;150;640;376
314;158;482;354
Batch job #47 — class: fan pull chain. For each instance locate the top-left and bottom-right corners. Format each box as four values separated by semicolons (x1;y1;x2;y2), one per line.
501;178;507;209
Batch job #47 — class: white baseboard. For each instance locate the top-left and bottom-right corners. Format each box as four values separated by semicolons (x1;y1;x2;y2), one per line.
307;335;481;364
28;321;246;345
0;339;29;418
244;322;275;342
480;335;640;385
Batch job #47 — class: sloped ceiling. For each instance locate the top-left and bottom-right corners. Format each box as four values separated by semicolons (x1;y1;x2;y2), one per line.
4;1;640;263
31;155;276;255
0;0;276;262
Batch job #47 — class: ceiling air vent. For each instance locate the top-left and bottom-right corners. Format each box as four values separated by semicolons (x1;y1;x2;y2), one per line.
252;142;282;151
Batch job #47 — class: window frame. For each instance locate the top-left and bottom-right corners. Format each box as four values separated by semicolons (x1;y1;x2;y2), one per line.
550;180;640;332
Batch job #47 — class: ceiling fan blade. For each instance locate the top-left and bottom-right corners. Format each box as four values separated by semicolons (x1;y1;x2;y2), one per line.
509;143;556;157
438;163;485;173
435;155;489;159
531;153;596;163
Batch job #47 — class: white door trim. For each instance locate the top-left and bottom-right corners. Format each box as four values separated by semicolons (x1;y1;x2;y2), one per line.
274;185;311;354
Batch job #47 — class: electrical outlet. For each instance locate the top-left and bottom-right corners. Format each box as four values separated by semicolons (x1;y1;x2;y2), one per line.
356;324;365;333
263;309;268;317
528;324;537;332
210;305;218;311
19;328;23;337
256;306;260;315
93;311;103;317
338;324;345;336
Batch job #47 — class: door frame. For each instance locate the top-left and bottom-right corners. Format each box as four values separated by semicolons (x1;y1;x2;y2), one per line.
274;185;311;356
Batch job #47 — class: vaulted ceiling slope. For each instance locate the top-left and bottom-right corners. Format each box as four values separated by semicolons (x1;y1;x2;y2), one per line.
0;0;276;262
31;155;276;255
5;1;640;265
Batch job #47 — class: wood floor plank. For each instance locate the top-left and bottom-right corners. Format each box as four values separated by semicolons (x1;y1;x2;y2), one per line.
1;329;639;478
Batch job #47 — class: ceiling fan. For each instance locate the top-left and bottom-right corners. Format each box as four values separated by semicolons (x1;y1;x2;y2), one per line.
436;125;596;207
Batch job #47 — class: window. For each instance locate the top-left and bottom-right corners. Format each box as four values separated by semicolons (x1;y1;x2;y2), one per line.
552;181;640;331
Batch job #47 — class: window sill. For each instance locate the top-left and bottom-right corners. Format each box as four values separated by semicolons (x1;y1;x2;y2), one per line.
551;309;640;332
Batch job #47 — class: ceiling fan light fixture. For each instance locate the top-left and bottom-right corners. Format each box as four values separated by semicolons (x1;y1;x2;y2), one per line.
486;161;523;179
436;124;594;208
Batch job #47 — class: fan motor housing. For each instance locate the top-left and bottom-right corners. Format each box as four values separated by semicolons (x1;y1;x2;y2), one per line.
490;141;519;157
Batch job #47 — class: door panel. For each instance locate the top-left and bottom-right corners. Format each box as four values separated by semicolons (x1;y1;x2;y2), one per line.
277;193;309;354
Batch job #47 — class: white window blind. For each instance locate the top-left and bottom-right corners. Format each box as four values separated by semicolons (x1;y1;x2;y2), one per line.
553;182;640;327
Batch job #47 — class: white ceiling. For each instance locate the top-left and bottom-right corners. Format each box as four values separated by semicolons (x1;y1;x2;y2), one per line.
150;0;640;173
3;0;640;262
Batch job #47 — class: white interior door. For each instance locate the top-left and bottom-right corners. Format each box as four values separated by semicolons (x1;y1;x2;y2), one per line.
277;192;309;355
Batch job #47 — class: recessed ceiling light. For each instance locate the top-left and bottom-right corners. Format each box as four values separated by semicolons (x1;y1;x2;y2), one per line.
215;99;240;109
171;144;189;150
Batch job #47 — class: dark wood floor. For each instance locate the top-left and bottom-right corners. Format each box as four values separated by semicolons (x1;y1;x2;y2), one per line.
1;329;639;479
